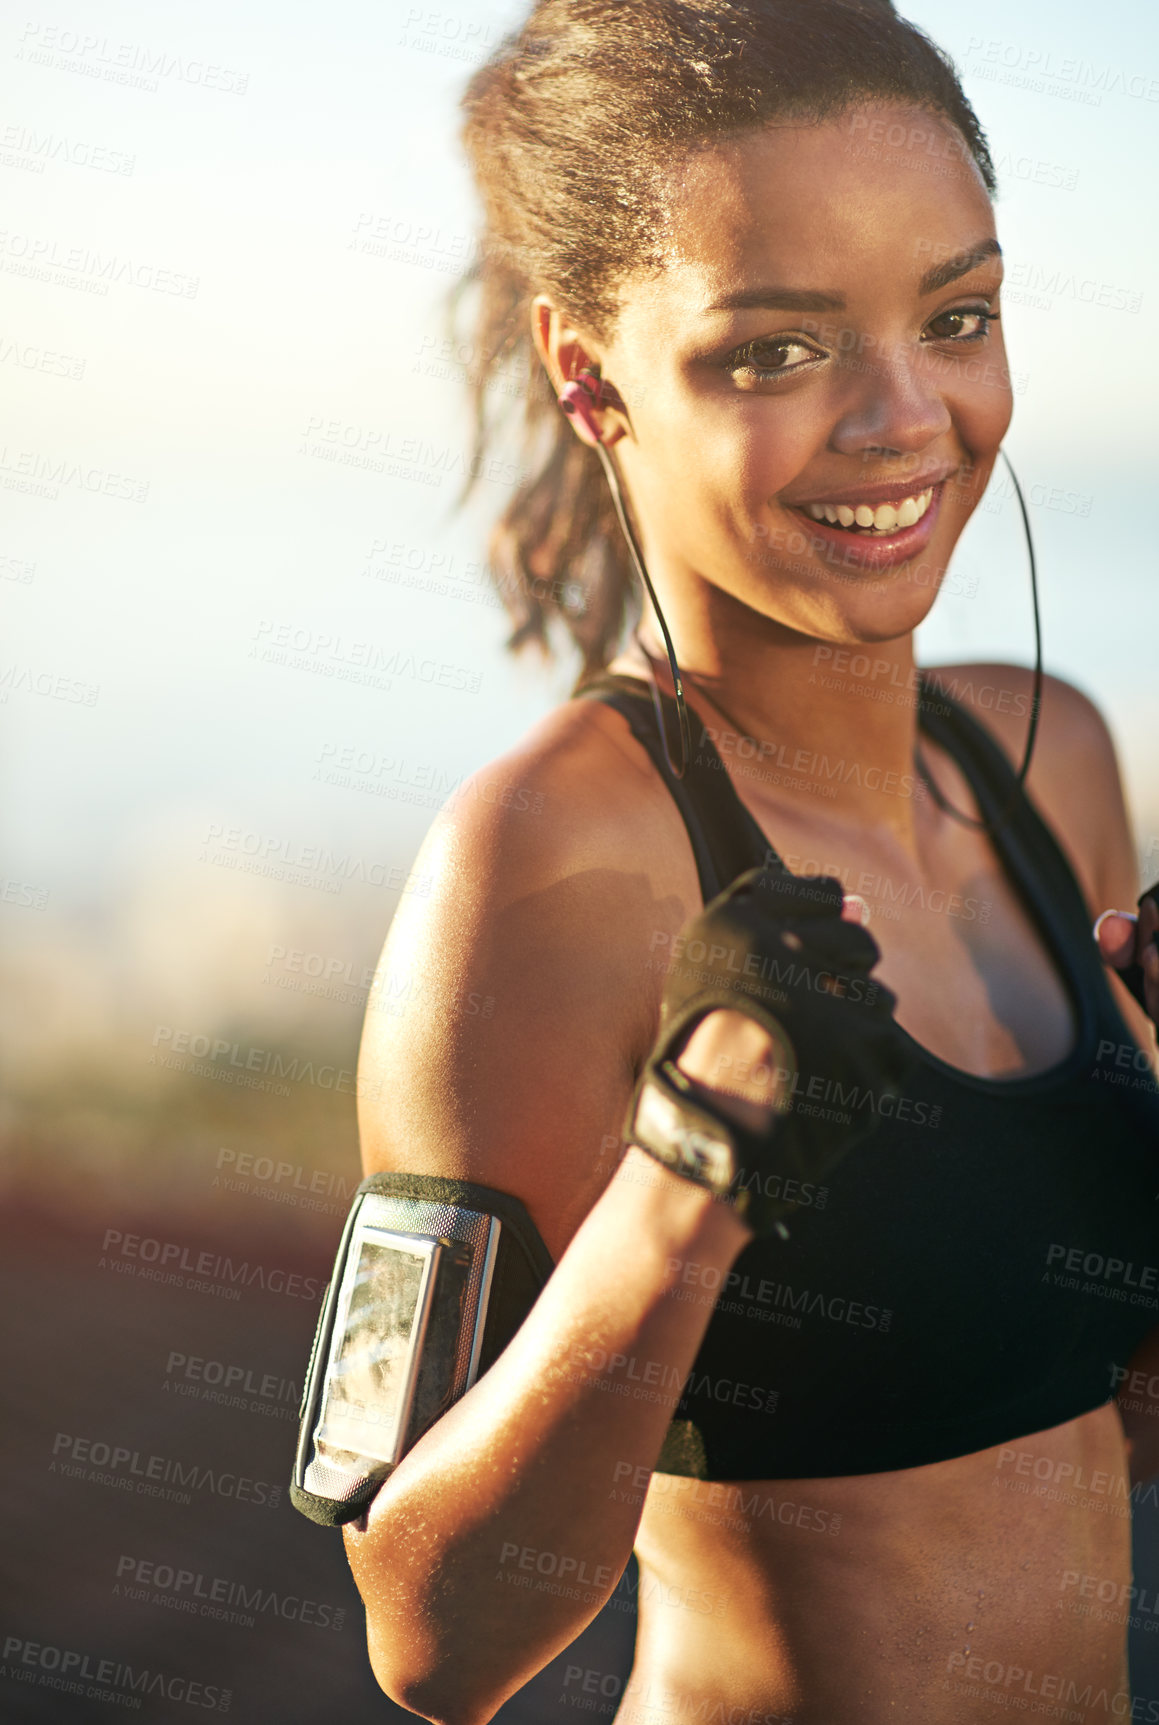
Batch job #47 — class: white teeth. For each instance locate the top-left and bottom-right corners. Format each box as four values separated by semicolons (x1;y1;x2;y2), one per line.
804;488;934;533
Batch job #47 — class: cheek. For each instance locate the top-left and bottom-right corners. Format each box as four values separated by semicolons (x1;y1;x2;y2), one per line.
632;400;770;545
686;401;818;529
940;379;1013;528
966;385;1014;460
737;408;818;503
952;344;1015;460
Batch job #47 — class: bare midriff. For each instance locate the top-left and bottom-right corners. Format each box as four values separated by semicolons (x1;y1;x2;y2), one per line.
619;1400;1132;1724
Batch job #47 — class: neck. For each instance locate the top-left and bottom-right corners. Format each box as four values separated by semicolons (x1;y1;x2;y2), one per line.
620;608;931;845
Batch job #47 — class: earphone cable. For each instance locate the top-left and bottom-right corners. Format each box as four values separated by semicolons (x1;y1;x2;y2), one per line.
913;447;1043;834
595;440;691;779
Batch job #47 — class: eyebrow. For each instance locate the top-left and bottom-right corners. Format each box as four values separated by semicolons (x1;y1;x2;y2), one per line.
704;238;1003;315
705;285;844;314
918;238;1003;295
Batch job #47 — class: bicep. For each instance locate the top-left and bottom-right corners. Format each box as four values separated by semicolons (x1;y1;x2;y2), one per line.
1031;681;1155;1052
1018;671;1137;917
935;664;1138;912
356;792;678;1263
1071;701;1139;915
933;663;1153;1050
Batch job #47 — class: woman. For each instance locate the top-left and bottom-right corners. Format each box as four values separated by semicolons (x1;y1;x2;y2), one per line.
344;2;1159;1719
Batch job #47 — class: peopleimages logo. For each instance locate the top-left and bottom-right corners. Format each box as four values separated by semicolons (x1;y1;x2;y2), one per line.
99;1228;323;1302
647;926;879;1007
1;1634;231;1711
1045;1243;1157;1290
51;1431;281;1510
114;1556;344;1632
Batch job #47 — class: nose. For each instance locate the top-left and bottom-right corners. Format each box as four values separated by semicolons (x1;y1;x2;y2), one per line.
827;339;951;460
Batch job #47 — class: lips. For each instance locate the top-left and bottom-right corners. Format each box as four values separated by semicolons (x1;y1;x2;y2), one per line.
782;478;948;572
788;468;958;510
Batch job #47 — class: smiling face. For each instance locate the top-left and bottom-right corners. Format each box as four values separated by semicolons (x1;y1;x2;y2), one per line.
592;104;1012;652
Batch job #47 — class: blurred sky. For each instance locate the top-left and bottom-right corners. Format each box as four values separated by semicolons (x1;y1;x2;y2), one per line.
3;0;1158;1051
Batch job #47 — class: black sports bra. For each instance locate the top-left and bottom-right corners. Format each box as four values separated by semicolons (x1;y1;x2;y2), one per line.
578;671;1159;1480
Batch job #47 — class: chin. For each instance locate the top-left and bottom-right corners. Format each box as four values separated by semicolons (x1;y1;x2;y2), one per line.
734;558;941;644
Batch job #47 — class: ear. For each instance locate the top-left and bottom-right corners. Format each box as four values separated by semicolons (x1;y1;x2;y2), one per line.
531;296;629;447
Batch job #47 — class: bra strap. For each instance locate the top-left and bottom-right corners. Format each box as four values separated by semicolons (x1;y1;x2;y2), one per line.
579;670;1106;1009
576;673;775;903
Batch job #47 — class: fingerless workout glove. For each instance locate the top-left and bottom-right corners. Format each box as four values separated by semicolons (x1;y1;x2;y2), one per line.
1117;881;1159;1022
625;866;914;1236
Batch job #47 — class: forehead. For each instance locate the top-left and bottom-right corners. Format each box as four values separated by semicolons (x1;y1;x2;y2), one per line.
636;105;996;320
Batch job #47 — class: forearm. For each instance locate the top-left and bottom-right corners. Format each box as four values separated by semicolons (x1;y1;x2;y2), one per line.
344;1147;750;1724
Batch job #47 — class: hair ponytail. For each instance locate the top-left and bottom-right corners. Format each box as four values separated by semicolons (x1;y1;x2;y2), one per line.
455;250;630;680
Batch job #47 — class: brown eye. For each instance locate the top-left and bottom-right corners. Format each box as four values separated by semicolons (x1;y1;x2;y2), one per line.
925;308;997;342
726;337;824;383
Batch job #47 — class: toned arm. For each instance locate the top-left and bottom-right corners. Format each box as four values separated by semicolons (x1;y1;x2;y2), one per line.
356;698;694;1253
344;701;752;1723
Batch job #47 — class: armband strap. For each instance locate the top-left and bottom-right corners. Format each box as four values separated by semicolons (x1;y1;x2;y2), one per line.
290;1171;554;1527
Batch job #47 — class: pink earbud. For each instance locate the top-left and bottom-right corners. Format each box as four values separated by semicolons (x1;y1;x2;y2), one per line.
558;372;604;447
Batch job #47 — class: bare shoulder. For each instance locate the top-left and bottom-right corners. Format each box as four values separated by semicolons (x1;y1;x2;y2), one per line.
356;695;696;1259
924;661;1136;911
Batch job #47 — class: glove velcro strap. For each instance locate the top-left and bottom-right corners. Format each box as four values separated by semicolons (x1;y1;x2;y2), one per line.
629;1060;750;1201
626;998;801;1232
627;1062;798;1235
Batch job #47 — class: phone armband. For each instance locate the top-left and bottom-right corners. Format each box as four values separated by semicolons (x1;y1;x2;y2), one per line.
291;1171;554;1527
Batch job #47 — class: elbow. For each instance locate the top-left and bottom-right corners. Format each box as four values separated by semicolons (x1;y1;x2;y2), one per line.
381;1684;492;1725
346;1523;515;1724
366;1631;505;1725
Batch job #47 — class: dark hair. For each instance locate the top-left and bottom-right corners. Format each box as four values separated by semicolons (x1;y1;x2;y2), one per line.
458;0;995;681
